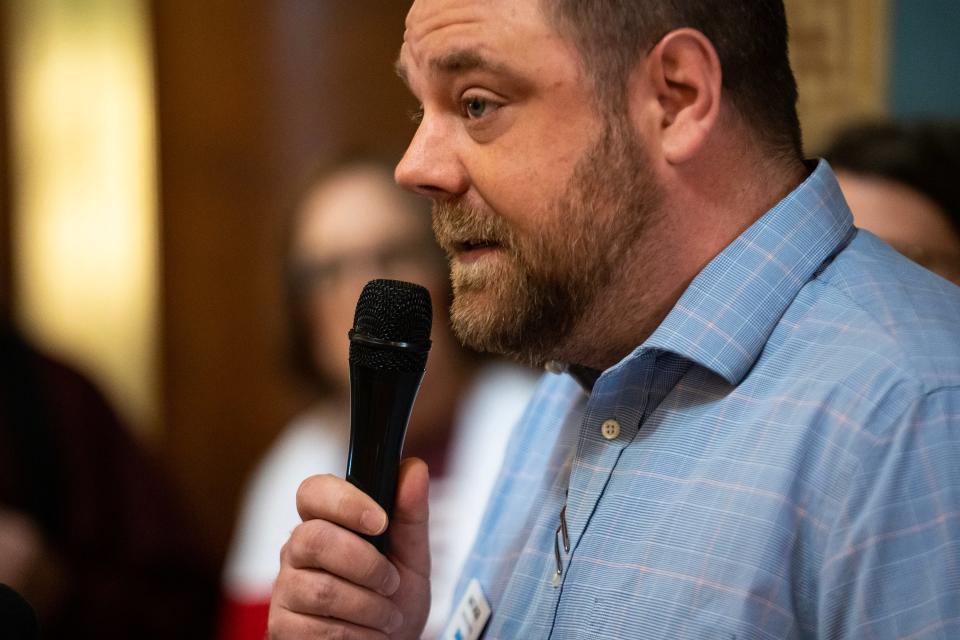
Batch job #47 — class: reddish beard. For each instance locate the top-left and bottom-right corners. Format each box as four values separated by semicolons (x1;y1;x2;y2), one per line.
431;118;661;367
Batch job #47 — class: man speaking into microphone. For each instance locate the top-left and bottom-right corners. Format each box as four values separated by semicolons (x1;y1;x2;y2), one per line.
269;0;960;637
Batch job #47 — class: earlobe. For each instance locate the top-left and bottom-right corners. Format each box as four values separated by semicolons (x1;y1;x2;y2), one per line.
643;28;722;165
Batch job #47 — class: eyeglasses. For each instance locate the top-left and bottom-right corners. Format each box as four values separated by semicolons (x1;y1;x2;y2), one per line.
290;240;443;296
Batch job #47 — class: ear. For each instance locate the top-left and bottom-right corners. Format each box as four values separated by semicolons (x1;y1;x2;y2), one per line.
633;28;722;165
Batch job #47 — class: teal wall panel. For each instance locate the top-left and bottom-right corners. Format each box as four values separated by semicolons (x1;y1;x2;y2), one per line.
891;0;960;117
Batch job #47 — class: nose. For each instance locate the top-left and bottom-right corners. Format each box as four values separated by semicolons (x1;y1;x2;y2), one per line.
395;116;469;200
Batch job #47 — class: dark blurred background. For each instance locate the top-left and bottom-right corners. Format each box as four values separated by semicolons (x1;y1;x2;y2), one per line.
0;0;957;634
2;2;420;564
150;0;418;558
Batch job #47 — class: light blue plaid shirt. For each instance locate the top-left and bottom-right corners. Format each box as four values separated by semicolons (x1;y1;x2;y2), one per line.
449;161;960;639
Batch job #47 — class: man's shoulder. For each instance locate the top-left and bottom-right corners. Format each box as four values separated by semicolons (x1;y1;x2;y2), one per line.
792;228;960;394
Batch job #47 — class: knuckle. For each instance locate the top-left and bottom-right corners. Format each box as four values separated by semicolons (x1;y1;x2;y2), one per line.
286;520;334;568
305;519;337;556
295;474;324;517
286;524;309;563
312;572;338;611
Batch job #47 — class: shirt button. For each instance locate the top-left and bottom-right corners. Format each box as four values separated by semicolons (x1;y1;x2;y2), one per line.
601;419;621;440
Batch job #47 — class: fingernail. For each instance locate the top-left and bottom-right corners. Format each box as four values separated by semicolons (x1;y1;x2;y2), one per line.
381;568;401;596
361;509;386;534
386;610;404;633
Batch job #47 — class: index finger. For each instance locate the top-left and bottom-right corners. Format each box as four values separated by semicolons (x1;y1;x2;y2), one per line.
296;474;388;536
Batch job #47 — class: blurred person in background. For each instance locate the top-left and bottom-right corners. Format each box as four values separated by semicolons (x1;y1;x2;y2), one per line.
0;322;217;638
826;121;960;284
219;159;537;640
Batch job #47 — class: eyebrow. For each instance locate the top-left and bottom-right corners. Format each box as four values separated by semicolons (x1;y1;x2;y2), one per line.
395;49;517;86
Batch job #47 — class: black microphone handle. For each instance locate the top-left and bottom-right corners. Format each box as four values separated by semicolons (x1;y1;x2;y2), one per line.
345;362;425;553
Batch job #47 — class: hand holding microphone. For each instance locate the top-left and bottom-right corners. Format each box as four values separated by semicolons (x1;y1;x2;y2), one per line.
269;280;433;640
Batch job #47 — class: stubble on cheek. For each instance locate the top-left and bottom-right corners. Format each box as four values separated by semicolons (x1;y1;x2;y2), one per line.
432;200;528;350
432;196;584;366
430;116;662;367
450;251;528;345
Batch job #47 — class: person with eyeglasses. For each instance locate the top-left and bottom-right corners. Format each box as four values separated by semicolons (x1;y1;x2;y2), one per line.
219;159;537;640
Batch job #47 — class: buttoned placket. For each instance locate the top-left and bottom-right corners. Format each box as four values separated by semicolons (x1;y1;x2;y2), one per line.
549;350;657;589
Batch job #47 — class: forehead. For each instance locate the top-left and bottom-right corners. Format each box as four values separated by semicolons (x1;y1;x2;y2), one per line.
400;0;560;78
296;169;423;257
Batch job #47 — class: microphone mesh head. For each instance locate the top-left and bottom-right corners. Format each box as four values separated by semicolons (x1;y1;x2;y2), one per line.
350;279;432;372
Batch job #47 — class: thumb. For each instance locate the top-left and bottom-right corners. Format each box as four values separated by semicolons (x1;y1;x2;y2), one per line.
388;457;430;580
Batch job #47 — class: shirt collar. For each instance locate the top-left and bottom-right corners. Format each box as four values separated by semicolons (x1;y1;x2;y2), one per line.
635;160;854;386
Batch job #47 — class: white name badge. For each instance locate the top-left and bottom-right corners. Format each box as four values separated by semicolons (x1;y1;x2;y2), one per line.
440;578;492;640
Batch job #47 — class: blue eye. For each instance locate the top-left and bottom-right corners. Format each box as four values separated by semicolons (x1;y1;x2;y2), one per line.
463;95;491;119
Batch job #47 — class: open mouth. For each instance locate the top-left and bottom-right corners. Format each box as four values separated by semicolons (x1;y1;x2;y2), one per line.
452;239;502;264
455;239;500;253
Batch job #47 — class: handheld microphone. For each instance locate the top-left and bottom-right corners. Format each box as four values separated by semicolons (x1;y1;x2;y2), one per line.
346;279;432;553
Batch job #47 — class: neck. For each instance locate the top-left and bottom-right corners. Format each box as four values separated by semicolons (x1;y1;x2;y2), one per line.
562;156;809;371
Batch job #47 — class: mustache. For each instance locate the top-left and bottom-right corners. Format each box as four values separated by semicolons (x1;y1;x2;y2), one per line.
432;200;515;255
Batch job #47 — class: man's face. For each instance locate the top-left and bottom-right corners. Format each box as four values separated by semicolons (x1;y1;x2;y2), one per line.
396;0;662;366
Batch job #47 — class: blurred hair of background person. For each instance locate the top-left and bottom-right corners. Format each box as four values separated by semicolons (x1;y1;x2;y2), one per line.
0;322;217;638
219;160;538;640
825;121;960;284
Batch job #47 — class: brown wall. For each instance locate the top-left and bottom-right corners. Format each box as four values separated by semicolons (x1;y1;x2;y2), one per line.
151;1;417;560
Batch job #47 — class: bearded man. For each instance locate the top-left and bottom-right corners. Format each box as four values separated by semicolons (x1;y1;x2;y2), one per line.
268;0;960;638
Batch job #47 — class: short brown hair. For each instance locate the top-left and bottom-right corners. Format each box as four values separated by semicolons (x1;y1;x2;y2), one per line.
542;0;803;160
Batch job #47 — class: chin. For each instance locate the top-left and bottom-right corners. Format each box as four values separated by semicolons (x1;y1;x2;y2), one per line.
449;288;503;348
449;288;536;364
